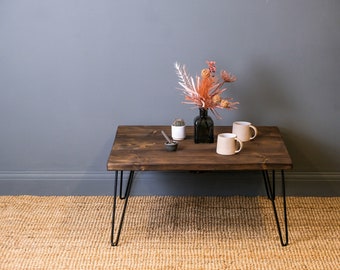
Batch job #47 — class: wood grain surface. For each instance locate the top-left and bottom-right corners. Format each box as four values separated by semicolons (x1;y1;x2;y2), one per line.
107;126;292;171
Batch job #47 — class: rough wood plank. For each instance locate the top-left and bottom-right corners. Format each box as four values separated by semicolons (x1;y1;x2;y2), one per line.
107;126;293;171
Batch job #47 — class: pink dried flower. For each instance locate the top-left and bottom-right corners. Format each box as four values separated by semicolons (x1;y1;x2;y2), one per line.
175;60;238;119
221;70;237;82
206;61;216;73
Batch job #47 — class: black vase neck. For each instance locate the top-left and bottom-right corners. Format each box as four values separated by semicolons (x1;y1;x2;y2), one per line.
199;108;208;117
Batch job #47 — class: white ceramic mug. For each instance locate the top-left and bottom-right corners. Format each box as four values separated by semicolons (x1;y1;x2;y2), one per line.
232;121;258;142
216;133;243;155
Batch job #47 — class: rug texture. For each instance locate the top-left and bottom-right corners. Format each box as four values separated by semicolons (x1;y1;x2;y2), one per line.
0;196;339;269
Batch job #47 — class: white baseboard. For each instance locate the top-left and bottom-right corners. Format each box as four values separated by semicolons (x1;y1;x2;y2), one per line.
0;171;339;196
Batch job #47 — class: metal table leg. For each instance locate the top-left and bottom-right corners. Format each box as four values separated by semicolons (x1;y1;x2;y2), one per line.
111;170;134;246
262;170;288;246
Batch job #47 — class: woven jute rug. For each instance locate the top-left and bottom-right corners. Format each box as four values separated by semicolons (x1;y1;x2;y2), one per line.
0;196;339;269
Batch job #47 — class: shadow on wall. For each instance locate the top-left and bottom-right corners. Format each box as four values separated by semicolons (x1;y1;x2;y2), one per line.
235;60;292;124
281;128;338;172
235;60;338;172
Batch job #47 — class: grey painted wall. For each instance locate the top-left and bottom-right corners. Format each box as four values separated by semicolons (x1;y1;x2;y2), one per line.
1;0;339;195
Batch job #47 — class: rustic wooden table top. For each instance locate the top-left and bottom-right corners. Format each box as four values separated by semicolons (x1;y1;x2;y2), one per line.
107;126;293;171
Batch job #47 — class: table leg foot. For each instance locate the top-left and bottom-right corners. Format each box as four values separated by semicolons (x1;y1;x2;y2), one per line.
262;170;288;246
111;170;134;246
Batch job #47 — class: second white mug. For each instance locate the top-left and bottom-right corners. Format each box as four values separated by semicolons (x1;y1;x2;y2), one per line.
216;133;243;155
232;121;257;142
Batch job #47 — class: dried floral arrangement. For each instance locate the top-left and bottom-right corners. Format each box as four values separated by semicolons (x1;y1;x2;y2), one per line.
175;61;239;119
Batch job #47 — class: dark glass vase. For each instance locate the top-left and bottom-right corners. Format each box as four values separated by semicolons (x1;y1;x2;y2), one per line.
194;108;214;143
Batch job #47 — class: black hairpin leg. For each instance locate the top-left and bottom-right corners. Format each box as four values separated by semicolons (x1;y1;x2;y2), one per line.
262;170;288;246
111;170;134;246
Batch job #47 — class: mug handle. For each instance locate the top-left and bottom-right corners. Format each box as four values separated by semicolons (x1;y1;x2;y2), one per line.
249;125;258;140
235;138;243;153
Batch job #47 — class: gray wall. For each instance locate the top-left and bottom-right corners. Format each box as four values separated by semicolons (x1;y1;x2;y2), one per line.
1;0;339;196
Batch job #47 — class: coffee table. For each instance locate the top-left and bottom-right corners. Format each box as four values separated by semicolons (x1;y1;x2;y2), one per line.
107;125;293;246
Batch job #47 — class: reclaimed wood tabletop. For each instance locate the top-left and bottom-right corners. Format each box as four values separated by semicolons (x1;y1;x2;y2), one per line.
107;126;292;172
